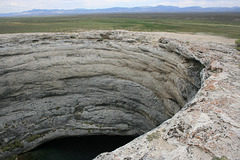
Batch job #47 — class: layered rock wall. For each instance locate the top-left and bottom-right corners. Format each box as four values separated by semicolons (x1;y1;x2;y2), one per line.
0;31;239;160
94;32;240;160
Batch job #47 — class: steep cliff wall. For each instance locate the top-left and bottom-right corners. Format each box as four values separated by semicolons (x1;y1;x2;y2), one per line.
0;31;239;160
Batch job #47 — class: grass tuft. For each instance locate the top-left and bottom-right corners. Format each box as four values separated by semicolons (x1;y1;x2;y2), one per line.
147;132;161;142
235;39;240;46
26;134;43;142
1;140;23;152
235;39;240;51
212;156;229;160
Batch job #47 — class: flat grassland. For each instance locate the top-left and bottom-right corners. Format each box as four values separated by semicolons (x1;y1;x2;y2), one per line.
0;13;240;38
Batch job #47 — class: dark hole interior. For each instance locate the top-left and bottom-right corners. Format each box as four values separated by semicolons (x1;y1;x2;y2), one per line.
18;136;136;160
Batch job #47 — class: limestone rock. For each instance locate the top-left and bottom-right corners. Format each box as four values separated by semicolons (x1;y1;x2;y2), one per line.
94;32;240;160
0;31;239;160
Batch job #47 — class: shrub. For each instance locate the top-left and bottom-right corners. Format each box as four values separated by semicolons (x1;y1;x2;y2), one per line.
236;39;240;51
235;39;240;46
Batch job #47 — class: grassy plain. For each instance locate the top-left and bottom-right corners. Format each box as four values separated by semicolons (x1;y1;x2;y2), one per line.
0;13;240;38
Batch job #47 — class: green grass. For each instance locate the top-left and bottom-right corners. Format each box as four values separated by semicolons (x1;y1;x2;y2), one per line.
26;134;43;142
3;155;17;160
212;156;229;160
236;39;240;51
1;140;23;152
146;132;161;142
0;13;240;38
236;39;240;46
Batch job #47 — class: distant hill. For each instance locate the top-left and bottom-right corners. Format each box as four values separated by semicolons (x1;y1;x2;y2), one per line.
1;5;240;17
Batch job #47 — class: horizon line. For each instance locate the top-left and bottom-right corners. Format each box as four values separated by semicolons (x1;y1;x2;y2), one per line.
1;4;240;15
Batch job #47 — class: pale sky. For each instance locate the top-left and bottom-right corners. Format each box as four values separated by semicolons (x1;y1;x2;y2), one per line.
0;0;240;13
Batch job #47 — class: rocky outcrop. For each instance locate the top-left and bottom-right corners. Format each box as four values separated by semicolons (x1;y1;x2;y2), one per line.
0;31;239;160
94;32;240;160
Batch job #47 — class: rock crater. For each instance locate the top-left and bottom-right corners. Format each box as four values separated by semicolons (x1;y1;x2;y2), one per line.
0;31;239;160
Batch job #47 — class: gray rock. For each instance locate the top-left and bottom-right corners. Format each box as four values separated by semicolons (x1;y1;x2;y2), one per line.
1;31;236;160
94;31;240;160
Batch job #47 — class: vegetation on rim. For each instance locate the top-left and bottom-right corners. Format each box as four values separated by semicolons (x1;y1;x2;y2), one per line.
235;39;240;51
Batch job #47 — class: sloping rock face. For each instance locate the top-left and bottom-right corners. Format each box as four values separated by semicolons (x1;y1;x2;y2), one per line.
93;33;240;160
0;31;203;159
0;31;238;160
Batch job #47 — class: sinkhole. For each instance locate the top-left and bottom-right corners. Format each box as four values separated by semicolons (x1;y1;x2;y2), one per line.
18;136;136;160
0;33;205;160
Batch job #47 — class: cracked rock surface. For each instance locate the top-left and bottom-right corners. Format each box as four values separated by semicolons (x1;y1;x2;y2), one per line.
0;31;239;160
94;32;240;160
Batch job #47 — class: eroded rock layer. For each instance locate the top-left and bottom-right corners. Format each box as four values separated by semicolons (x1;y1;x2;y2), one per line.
0;31;204;159
94;32;240;160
